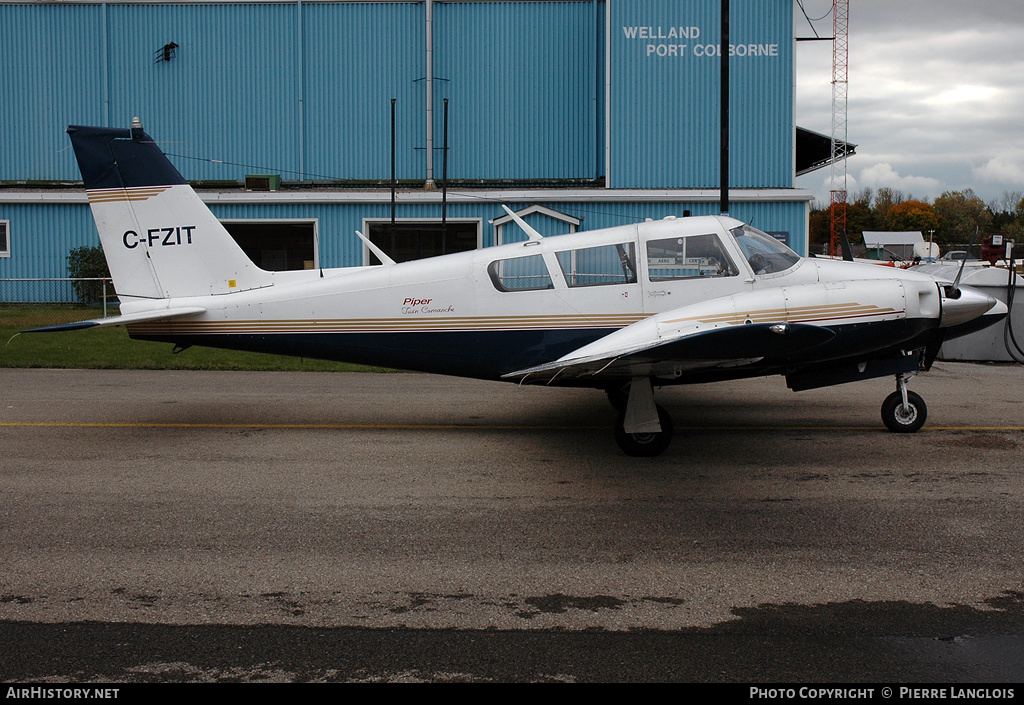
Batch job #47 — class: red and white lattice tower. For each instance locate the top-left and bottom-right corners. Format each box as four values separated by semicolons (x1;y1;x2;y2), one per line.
829;0;849;256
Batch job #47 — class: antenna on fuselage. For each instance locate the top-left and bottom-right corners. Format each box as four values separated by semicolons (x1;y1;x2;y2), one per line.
501;205;544;242
355;231;396;266
839;228;854;262
949;225;979;299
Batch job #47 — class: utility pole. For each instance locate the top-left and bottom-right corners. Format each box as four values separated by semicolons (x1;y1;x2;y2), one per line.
719;0;730;216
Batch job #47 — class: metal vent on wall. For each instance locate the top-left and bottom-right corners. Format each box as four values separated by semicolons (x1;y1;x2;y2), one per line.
245;174;281;192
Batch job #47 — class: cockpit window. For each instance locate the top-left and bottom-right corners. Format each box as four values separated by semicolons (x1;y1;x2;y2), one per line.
646;234;738;281
731;225;800;275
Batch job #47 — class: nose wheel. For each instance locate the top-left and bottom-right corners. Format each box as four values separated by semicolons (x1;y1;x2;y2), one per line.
881;375;927;433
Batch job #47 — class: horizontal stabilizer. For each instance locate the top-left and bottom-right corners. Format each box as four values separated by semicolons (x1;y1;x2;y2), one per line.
23;306;206;333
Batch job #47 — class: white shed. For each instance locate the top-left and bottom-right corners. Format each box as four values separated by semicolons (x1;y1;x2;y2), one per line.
862;231;927;260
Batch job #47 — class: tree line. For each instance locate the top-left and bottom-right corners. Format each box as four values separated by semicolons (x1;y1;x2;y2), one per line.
809;188;1024;249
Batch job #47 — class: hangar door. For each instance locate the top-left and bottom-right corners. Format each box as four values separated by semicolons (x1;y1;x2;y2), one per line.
364;220;480;264
222;221;318;271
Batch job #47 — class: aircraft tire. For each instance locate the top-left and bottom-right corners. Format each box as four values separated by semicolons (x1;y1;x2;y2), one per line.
614;405;673;457
881;390;927;433
605;382;630;412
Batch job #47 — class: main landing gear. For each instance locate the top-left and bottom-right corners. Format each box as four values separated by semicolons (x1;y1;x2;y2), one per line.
880;373;927;433
606;372;929;456
608;377;674;457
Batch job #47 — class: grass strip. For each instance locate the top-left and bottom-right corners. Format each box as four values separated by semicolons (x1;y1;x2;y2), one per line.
0;305;394;372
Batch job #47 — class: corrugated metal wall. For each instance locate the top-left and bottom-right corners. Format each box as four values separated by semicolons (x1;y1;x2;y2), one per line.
1;0;794;187
608;0;793;189
106;3;302;181
302;1;426;181
434;0;599;180
0;0;607;184
0;0;808;292
0;3;106;181
0;203;98;278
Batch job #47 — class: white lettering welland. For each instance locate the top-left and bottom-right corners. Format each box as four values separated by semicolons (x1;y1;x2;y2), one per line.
622;25;779;60
622;25;700;40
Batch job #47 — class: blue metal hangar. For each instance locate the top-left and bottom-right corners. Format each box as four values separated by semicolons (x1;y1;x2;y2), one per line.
0;0;825;290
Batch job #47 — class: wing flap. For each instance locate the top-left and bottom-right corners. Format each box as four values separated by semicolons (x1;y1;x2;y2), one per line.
23;306;207;333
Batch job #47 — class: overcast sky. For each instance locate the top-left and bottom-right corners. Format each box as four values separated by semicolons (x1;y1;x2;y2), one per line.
793;0;1024;209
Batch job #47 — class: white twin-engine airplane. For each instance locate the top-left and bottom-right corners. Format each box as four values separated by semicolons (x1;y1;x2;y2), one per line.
34;120;1007;455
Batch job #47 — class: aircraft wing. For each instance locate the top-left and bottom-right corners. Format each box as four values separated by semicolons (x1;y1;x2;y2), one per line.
502;288;844;383
22;306;207;333
503;320;835;383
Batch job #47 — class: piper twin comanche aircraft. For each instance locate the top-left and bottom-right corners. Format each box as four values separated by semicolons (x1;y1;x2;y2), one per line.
31;120;1007;456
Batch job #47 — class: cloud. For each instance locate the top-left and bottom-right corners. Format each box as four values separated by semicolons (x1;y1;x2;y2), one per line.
973;157;1024;186
857;163;942;196
795;0;1024;202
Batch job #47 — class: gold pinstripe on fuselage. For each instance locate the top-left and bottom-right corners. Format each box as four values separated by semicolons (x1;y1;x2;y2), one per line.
127;313;648;335
127;302;901;336
664;302;901;327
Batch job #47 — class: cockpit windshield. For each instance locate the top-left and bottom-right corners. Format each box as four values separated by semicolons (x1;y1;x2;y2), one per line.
730;225;800;275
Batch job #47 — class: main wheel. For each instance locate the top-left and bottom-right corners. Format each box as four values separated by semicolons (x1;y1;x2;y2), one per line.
614;405;674;457
881;390;927;433
605;382;630;412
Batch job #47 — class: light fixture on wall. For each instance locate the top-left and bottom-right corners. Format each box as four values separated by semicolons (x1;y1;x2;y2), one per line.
154;42;178;64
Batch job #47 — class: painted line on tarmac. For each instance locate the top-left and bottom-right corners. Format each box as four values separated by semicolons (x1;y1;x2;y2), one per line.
0;421;602;431
2;422;1024;432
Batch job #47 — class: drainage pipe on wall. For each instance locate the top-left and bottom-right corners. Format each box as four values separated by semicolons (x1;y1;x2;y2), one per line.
425;0;435;188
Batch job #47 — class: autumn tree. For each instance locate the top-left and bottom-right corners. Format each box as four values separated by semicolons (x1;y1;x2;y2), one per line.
884;200;939;234
809;205;830;250
932;189;992;244
845;196;878;241
989;190;1023;233
872;187;906;225
808;199;876;254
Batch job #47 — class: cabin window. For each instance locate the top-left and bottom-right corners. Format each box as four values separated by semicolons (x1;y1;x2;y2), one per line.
555;243;637;287
0;220;9;257
646;234;737;281
730;225;800;275
487;254;553;292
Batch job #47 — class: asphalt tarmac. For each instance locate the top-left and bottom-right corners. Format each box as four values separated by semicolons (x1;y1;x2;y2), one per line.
2;363;1023;683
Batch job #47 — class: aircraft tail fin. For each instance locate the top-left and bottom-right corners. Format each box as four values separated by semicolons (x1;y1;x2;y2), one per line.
67;120;272;300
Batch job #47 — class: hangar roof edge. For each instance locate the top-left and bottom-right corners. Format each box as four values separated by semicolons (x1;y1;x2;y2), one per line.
0;188;815;205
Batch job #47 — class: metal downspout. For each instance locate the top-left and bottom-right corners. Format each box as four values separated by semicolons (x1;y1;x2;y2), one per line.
297;0;305;181
425;0;435;188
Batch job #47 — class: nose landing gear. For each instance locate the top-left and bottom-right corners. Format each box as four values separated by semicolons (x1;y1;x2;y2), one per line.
881;374;927;433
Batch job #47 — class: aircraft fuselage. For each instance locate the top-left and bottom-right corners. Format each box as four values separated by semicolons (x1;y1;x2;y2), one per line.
122;213;979;384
